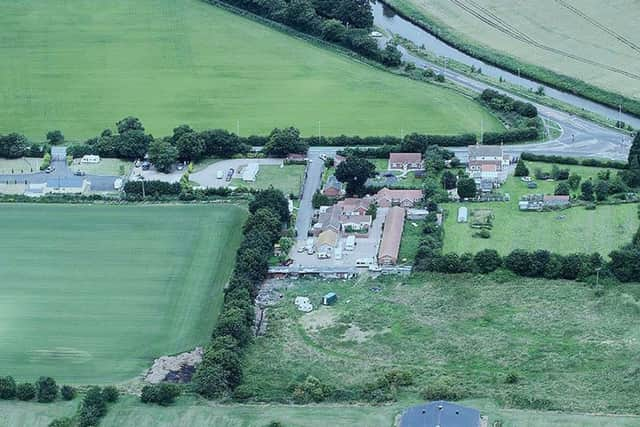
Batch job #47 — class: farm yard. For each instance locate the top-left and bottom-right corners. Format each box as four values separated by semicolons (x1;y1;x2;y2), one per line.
0;204;245;384
239;274;640;415
0;0;502;140
391;0;640;100
442;162;640;255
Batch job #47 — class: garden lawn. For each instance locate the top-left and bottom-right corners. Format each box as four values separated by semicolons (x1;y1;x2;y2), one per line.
232;165;306;197
240;273;640;414
0;0;502;140
442;163;639;256
72;158;132;176
0;204;246;384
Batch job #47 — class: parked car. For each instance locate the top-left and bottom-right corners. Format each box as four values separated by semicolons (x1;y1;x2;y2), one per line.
74;170;86;176
216;170;224;179
281;258;294;266
44;167;53;173
141;161;151;171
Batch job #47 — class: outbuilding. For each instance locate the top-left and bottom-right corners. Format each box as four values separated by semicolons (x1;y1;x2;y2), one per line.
457;207;468;223
400;401;481;427
322;292;337;306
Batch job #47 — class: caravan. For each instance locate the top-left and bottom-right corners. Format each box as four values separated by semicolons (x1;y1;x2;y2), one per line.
345;235;356;251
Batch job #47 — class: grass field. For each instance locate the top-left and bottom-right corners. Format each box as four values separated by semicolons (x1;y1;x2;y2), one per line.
231;165;306;196
0;0;502;140
72;158;132;176
240;273;640;414
392;0;640;100
0;204;245;384
442;164;640;255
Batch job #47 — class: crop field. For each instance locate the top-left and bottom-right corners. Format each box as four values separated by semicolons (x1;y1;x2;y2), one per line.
391;0;640;100
442;164;640;255
240;274;640;414
0;204;245;384
0;0;502;140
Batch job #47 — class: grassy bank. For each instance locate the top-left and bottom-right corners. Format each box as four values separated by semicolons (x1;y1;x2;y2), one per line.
0;204;245;384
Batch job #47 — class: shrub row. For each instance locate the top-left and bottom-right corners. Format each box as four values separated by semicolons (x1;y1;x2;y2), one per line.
0;376;79;404
480;89;538;118
192;188;290;399
520;152;628;169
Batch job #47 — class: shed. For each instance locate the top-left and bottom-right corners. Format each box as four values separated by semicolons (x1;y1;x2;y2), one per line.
457;207;468;223
242;163;260;181
322;292;337;306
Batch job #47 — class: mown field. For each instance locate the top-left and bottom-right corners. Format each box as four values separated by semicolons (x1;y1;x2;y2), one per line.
0;204;245;384
0;0;502;140
231;165;306;197
391;0;640;100
240;273;640;414
442;163;640;255
4;396;640;427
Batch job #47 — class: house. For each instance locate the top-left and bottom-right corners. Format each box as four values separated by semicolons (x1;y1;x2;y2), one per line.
340;197;373;216
378;207;405;265
317;230;338;258
406;209;429;220
389;153;424;170
314;198;373;236
26;178;91;198
375;188;423;208
334;154;346;167
400;401;481;427
286;153;307;163
466;144;511;188
322;175;344;197
242;163;260;182
341;215;372;232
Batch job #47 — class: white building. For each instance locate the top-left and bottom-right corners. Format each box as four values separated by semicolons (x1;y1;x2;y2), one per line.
242;163;260;182
80;155;100;164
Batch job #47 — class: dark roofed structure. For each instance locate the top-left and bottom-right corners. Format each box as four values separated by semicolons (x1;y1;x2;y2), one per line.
400;401;481;427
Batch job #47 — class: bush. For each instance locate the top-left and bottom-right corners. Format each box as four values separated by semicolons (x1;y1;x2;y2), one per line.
421;379;466;401
60;385;76;401
102;385;119;403
48;417;74;427
474;249;502;273
0;376;16;399
16;383;36;401
140;383;182;406
292;376;332;404
505;372;520;384
36;376;58;403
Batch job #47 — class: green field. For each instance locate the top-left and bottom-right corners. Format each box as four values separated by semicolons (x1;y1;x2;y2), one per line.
442;164;640;255
231;164;306;196
4;396;640;427
239;273;640;414
392;0;640;100
0;0;502;140
72;158;132;176
0;204;245;384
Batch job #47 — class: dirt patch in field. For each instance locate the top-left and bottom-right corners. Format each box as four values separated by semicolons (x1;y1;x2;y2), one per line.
299;308;337;331
341;325;391;343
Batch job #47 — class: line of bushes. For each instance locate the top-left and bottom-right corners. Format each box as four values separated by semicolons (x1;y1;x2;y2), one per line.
191;188;290;399
381;0;640;118
480;89;538;118
520;152;628;169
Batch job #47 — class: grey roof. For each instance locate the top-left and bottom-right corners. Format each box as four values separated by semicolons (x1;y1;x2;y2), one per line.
325;175;342;190
468;144;502;158
400;401;480;427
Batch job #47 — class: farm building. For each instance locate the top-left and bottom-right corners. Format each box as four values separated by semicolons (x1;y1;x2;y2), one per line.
317;230;338;258
378;206;405;265
80;154;100;164
26;178;91;197
375;188;423;208
242;163;260;181
406;208;429;220
389;152;423;170
313;197;373;236
519;194;570;210
400;401;481;427
543;195;570;208
322;175;344;197
466;144;510;189
457;207;468;223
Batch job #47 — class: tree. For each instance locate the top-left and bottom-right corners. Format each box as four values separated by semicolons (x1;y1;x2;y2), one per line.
82;386;107;418
338;0;373;28
117;129;152;160
422;177;446;201
264;127;307;157
102;386;119;403
285;0;320;33
0;133;28;158
321;19;346;42
215;307;253;346
514;159;529;177
554;182;570;196
60;385;76;401
191;361;227;399
148;138;178;173
49;417;74;427
36;376;58;403
473;249;502;273
381;42;402;67
366;203;377;220
624;133;640;187
568;173;582;190
46;130;64;144
170;124;193;145
0;376;16;399
457;177;477;199
334;157;376;196
249;188;290;223
609;245;640;282
504;249;532;276
580;179;594;201
116;116;144;134
140;383;181;406
200;129;248;158
312;190;331;209
594;180;609;201
441;170;457;190
244;208;282;243
16;383;36;401
176;132;206;162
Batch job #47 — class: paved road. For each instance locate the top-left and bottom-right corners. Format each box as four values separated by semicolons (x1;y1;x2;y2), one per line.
294;149;330;240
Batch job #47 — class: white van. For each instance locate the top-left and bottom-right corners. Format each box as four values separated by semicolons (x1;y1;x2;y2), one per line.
306;238;315;255
356;258;374;268
216;170;224;179
345;235;356;251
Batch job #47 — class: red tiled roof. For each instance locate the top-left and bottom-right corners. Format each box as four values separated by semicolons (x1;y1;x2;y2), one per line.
378;207;405;264
376;188;423;202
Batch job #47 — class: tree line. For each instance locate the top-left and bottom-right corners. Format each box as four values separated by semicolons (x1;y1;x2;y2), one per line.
191;188;290;399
